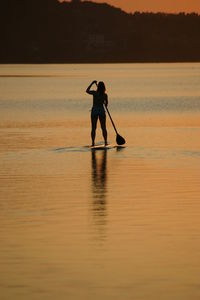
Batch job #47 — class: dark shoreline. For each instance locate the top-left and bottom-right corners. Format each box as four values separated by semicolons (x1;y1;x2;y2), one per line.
1;1;200;64
1;60;200;64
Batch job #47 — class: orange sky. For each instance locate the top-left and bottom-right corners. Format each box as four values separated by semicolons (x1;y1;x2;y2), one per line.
89;0;200;13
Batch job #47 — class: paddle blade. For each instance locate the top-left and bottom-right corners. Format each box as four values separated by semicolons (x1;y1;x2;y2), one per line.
116;134;126;145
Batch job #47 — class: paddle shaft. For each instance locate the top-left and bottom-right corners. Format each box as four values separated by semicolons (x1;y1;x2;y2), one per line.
104;105;118;135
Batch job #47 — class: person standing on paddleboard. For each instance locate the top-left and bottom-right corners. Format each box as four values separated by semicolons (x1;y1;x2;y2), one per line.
86;80;108;147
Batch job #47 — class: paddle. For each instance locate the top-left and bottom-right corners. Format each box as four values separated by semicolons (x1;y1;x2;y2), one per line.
94;82;125;145
104;105;126;145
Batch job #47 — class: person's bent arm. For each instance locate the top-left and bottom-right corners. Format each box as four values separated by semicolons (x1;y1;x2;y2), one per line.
86;80;97;94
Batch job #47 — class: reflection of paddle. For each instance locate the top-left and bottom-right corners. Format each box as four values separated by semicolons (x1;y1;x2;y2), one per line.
104;105;126;145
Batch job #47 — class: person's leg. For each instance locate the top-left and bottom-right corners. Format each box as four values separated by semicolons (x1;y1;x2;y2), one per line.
99;114;107;145
91;114;98;146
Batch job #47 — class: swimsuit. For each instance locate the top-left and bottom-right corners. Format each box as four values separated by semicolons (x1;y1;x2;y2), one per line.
91;106;105;118
91;91;107;119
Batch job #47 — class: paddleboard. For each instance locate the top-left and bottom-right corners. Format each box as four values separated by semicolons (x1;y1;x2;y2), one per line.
90;144;115;150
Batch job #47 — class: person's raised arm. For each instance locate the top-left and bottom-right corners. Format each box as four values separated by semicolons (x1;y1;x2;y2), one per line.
86;80;97;94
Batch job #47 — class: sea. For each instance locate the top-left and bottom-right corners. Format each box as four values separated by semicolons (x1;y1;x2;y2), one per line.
0;63;200;300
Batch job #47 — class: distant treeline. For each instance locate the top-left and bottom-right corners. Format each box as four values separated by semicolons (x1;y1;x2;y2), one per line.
1;0;200;63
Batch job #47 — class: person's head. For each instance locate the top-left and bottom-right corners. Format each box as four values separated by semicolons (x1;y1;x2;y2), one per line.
97;81;106;95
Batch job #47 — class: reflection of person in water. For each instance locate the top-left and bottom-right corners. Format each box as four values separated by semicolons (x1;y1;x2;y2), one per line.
91;149;107;225
86;81;108;147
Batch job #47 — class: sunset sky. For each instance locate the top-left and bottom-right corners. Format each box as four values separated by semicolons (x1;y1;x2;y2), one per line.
72;0;200;14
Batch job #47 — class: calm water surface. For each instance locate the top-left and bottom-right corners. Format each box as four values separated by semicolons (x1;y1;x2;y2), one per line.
0;63;200;300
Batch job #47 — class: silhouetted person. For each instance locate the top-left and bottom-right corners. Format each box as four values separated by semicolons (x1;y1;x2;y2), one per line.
86;80;108;146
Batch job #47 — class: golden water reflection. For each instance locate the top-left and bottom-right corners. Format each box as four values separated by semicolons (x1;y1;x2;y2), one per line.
91;149;108;239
